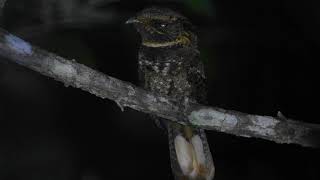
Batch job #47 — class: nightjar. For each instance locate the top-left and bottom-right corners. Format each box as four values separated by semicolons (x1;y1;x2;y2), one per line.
127;7;215;180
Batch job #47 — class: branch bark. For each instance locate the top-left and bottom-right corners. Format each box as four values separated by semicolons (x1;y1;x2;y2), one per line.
0;28;319;147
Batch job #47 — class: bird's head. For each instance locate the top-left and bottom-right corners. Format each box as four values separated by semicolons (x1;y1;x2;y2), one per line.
126;7;197;48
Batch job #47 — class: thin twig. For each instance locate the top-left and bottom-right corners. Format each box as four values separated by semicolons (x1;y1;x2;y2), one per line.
0;28;319;147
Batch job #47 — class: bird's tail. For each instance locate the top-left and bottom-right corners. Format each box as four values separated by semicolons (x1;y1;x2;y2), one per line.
167;122;215;180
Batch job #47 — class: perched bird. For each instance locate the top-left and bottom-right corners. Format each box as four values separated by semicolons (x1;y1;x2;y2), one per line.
127;7;215;180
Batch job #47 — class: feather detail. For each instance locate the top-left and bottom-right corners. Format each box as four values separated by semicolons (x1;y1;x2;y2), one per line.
174;135;194;175
191;135;206;167
174;133;214;179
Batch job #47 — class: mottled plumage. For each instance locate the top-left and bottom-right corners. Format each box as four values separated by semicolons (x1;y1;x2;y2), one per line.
127;7;214;180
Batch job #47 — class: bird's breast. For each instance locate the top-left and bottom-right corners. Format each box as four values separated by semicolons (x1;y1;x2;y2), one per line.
142;65;192;101
138;48;195;101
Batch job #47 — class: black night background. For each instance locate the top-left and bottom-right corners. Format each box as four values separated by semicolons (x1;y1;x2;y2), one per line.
0;0;319;179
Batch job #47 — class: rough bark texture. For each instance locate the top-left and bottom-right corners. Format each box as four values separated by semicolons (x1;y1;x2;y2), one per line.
0;28;319;148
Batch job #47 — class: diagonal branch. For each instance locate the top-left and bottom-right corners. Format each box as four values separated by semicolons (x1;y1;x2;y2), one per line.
0;28;319;148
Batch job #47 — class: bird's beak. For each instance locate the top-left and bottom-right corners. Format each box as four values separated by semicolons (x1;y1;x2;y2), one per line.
125;17;140;24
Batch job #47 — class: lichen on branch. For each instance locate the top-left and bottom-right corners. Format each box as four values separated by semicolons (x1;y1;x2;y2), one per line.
0;28;319;148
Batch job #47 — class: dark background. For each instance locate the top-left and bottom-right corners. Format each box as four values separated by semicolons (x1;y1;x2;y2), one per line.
0;0;319;179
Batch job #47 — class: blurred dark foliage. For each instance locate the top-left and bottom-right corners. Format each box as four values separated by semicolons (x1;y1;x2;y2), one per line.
0;0;319;180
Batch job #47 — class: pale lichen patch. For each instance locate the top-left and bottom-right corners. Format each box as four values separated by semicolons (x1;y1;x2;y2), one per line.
247;115;279;136
5;34;32;55
222;114;238;130
52;60;76;79
255;116;279;128
188;109;223;127
188;109;238;130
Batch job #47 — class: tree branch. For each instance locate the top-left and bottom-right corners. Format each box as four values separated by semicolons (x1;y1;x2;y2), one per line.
0;28;319;148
